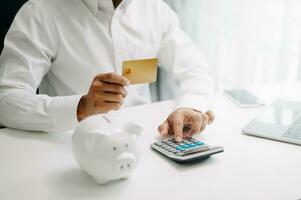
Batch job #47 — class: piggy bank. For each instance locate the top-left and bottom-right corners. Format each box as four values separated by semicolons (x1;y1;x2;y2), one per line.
72;114;143;185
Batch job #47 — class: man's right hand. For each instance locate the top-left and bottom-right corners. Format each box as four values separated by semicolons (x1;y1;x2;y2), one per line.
77;72;130;121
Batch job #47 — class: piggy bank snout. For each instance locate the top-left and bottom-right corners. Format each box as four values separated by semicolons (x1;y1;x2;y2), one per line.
115;153;136;173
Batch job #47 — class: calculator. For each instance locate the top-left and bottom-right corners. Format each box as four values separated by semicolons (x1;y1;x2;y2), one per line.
151;137;224;163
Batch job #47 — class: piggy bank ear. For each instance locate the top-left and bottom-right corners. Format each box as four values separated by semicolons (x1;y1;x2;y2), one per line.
124;123;143;137
85;130;108;154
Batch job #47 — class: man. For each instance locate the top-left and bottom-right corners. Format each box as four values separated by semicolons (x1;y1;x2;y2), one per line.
0;0;214;142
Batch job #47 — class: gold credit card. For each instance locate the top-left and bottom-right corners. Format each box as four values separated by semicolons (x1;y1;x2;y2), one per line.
122;58;158;85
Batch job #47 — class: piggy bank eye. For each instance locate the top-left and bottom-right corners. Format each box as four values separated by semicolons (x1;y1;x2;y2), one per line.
113;147;117;151
125;144;128;148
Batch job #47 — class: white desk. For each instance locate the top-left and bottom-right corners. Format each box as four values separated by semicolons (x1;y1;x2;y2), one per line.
1;85;301;200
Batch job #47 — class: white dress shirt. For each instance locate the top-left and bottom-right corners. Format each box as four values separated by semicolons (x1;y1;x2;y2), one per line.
0;0;214;132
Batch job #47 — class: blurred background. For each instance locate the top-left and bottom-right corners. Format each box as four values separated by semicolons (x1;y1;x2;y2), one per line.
165;0;301;88
1;0;301;101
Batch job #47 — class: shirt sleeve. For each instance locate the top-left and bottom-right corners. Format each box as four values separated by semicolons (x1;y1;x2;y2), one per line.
0;2;81;132
157;0;214;112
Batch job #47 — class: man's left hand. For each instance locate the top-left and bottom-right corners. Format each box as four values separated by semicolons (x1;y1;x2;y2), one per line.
158;108;215;142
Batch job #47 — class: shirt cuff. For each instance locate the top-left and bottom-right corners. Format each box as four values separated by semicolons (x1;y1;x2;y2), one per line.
175;94;211;113
50;95;82;131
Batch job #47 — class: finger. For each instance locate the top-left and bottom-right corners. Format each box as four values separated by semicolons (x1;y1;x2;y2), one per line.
94;101;121;113
95;92;124;104
95;72;130;86
171;117;184;142
190;115;202;135
200;114;209;132
183;127;193;138
105;102;122;111
96;82;128;97
182;125;193;136
158;121;169;138
205;110;215;125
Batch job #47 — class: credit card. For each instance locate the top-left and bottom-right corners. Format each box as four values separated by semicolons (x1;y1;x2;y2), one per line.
122;58;158;85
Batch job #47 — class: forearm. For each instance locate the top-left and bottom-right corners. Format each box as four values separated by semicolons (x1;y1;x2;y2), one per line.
0;89;81;132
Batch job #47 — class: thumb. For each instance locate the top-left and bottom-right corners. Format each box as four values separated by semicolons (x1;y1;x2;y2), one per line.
205;110;215;125
158;120;169;138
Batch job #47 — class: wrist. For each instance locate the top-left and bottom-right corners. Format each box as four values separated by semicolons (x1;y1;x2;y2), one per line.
77;95;87;122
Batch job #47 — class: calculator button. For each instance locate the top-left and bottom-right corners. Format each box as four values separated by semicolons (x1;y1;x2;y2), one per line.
166;147;174;151
176;146;183;150
183;144;190;148
169;138;176;142
196;141;204;145
154;141;163;146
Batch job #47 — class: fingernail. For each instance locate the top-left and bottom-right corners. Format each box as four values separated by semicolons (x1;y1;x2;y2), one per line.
176;136;182;142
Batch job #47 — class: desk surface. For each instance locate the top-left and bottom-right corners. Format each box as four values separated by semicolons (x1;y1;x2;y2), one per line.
1;82;301;200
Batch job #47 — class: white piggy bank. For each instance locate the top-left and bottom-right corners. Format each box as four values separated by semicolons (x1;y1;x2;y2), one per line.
72;114;143;185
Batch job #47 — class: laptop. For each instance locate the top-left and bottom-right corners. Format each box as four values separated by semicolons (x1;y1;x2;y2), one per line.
242;99;301;145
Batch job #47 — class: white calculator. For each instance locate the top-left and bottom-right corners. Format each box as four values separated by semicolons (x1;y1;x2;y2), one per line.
151;137;224;163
